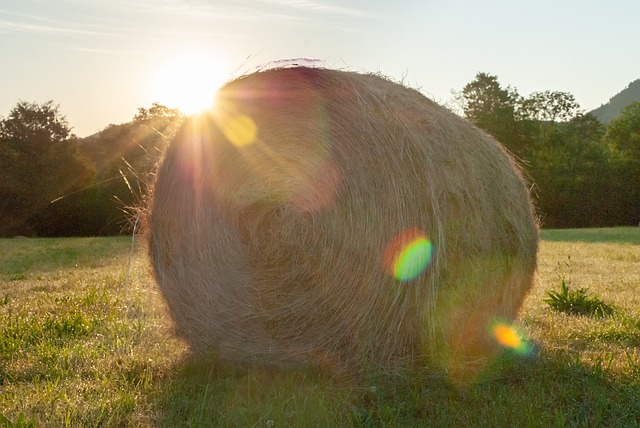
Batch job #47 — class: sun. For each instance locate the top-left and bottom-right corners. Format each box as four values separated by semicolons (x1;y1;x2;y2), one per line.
149;50;230;115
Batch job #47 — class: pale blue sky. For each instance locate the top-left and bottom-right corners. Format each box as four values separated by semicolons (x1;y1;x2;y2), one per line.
1;0;639;136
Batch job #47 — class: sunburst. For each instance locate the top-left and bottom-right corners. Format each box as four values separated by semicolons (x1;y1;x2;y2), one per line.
149;49;230;115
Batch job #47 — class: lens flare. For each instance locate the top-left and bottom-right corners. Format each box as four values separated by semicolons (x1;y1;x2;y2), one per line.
383;228;433;281
218;114;257;147
489;320;534;356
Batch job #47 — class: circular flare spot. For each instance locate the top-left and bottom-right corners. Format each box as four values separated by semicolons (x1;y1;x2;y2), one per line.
490;320;534;356
219;114;257;147
384;228;433;281
494;324;521;349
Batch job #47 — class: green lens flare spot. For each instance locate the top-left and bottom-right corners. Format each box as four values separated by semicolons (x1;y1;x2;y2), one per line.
394;237;433;281
384;228;434;282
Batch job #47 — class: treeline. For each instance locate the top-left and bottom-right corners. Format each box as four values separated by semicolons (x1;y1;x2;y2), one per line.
0;74;639;237
0;101;183;237
457;73;640;228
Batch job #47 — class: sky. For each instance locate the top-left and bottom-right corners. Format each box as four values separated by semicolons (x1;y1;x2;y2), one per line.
1;0;639;137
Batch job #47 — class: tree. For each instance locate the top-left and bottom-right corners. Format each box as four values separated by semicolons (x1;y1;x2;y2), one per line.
0;101;95;236
603;102;640;225
519;91;583;150
520;90;581;123
133;102;183;122
528;114;611;227
457;73;622;227
0;100;73;142
457;73;527;157
604;102;640;162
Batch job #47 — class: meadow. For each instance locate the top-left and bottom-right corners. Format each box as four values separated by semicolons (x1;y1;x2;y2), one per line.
1;228;639;427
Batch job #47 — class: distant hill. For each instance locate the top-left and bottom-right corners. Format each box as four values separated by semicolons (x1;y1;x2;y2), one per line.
78;116;181;173
71;116;182;235
590;79;640;124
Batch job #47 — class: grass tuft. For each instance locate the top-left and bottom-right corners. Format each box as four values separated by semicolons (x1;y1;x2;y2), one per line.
544;278;615;318
0;412;36;428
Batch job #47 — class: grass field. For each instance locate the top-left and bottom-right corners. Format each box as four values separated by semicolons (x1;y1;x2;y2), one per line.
1;228;640;427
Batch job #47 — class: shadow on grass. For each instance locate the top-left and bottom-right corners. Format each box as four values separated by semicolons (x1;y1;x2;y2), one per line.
155;352;354;427
155;349;640;427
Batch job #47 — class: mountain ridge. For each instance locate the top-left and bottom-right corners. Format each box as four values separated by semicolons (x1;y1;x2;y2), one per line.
590;79;640;123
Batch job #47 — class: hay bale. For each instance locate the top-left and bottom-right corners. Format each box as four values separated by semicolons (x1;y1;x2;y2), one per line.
147;66;538;379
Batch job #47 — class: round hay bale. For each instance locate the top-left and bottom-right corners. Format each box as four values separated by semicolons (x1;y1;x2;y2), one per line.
147;66;538;379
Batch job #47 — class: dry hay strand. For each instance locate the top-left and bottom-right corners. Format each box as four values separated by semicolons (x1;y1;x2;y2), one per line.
147;66;538;381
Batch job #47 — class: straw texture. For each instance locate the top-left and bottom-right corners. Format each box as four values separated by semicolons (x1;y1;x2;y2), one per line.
147;66;538;379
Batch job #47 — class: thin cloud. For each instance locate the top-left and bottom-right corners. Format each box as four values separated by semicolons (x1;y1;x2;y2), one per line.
0;0;375;44
0;19;117;37
71;46;144;55
257;0;375;18
61;0;306;23
0;8;134;38
78;0;374;23
0;6;235;42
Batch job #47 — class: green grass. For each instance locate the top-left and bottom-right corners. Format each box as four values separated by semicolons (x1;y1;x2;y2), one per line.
1;228;640;426
540;226;640;244
544;277;615;318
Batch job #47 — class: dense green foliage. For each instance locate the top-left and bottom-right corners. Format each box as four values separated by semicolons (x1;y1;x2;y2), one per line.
0;102;183;236
1;74;639;236
458;73;640;228
0;101;95;237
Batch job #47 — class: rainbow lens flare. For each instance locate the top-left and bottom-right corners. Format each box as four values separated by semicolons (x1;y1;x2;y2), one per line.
383;228;433;281
489;319;534;357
